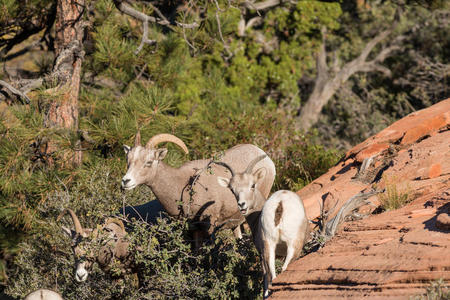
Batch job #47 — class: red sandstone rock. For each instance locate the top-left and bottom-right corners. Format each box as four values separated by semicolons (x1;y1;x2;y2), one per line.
298;99;450;223
408;208;436;218
436;213;450;230
401;113;449;145
344;99;450;161
355;143;389;162
270;99;450;299
271;187;450;299
428;164;442;179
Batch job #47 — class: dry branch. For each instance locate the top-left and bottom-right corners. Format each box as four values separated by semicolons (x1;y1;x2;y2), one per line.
212;0;233;58
238;16;263;36
242;0;282;11
324;190;379;238
0;80;30;104
113;0;199;53
296;25;404;132
114;0;198;28
305;189;380;252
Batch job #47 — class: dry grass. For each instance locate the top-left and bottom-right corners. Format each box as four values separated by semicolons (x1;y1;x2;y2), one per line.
411;278;450;300
378;175;411;211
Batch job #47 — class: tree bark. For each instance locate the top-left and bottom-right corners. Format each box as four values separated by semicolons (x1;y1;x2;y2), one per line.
40;0;86;166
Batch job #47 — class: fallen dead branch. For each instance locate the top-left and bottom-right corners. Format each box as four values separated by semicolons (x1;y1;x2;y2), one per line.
304;189;381;253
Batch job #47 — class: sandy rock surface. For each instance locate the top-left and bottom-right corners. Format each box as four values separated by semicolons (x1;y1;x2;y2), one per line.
270;98;450;299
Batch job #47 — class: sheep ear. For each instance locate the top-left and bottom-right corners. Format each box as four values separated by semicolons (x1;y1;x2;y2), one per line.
217;177;230;187
61;226;74;238
253;167;266;183
154;148;168;161
123;145;131;154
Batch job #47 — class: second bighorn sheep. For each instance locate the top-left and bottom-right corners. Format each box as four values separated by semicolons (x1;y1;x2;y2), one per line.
58;209;132;283
216;156;309;298
121;133;276;243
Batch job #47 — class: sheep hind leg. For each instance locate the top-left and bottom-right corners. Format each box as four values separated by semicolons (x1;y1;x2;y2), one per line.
281;243;296;272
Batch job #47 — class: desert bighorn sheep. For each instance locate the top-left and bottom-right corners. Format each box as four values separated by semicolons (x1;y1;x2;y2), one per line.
216;156;309;298
24;289;64;300
58;209;132;283
121;132;276;244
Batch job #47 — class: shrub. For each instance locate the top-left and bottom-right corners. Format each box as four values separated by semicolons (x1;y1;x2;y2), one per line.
5;164;263;299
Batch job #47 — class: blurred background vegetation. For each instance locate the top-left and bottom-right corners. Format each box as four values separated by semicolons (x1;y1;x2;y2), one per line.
0;0;448;298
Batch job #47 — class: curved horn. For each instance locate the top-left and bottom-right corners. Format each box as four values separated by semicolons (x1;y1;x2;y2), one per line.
212;161;235;178
146;134;189;154
134;130;141;147
57;209;84;235
245;155;267;174
105;218;126;234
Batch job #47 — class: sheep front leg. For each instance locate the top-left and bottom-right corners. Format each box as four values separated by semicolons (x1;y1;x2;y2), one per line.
262;240;277;297
193;230;206;250
262;257;269;299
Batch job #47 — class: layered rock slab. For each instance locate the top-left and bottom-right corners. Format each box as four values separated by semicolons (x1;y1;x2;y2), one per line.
270;98;450;299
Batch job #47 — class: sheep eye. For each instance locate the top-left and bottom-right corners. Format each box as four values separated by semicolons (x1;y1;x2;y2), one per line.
145;161;153;167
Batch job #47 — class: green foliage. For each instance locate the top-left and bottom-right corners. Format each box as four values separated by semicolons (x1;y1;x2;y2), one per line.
316;3;449;149
5;166;262;299
274;141;340;191
129;218;261;299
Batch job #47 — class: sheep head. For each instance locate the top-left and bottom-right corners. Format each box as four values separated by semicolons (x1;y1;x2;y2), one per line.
59;210;127;282
216;155;267;216
122;133;189;189
58;209;95;282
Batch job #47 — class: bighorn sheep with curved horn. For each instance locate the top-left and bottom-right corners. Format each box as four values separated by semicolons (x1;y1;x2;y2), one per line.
216;155;309;298
58;209;132;283
121;132;276;244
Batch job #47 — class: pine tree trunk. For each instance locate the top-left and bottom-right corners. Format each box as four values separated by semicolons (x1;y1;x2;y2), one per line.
40;0;86;166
